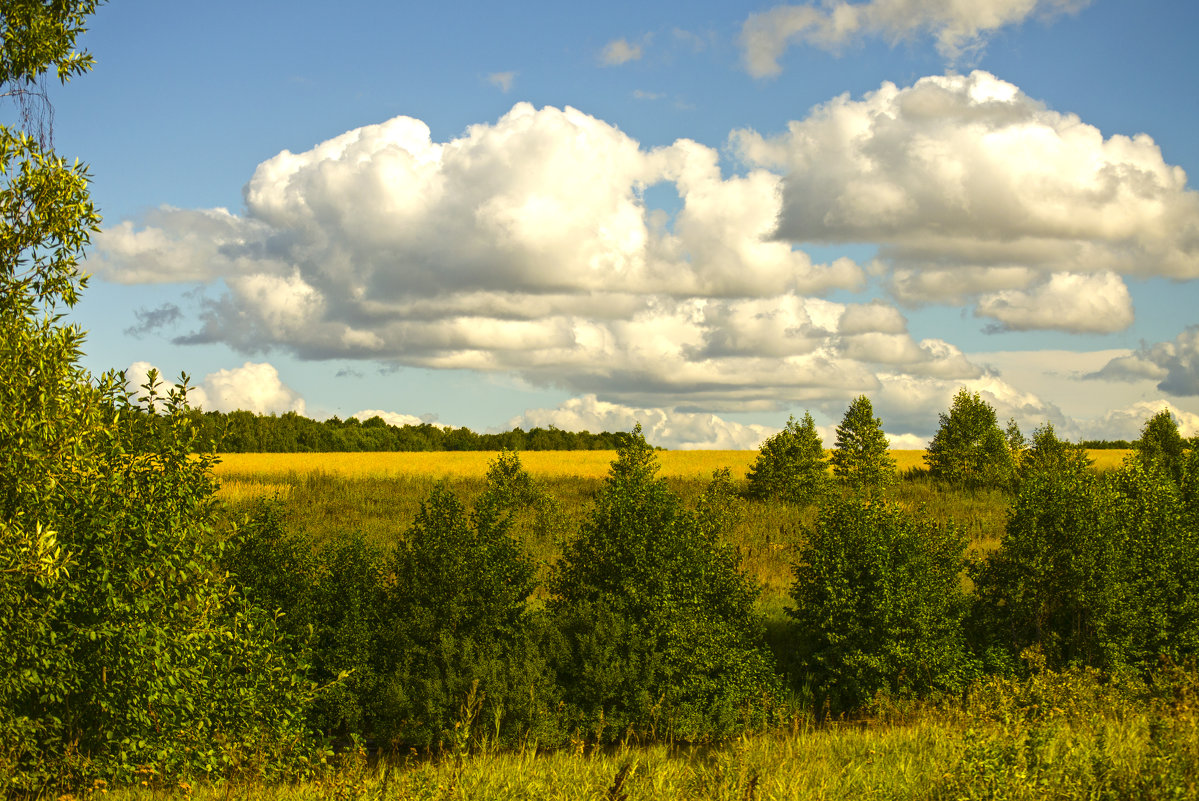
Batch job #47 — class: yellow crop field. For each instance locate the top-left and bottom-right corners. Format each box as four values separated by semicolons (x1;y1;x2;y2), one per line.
213;448;1130;482
213;450;754;481
213;447;942;482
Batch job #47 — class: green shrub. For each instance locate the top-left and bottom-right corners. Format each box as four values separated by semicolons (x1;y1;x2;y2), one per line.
788;497;975;713
549;427;778;741
380;472;558;750
745;412;830;505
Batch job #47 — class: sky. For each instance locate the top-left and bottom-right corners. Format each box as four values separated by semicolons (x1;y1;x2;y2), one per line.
30;0;1199;448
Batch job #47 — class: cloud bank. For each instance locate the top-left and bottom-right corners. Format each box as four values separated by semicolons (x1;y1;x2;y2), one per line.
90;73;1199;430
740;0;1091;76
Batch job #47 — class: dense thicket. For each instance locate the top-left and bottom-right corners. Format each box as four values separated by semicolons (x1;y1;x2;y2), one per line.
971;421;1199;674
2;5;320;790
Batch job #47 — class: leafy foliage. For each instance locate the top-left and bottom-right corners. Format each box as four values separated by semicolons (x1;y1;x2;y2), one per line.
830;396;896;492
2;9;320;790
972;422;1199;674
550;427;778;740
745;412;830;505
1136;409;1188;486
380;462;557;749
926;388;1015;489
789;497;975;712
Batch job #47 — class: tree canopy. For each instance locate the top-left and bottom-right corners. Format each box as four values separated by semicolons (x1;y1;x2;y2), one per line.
745;412;829;505
925;388;1015;489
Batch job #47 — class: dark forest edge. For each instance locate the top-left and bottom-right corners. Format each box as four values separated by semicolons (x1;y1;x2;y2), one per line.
170;408;642;453
134;406;1145;455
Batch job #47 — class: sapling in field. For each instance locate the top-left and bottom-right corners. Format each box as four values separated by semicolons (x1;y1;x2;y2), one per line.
746;412;830;506
550;426;778;740
830;396;896;493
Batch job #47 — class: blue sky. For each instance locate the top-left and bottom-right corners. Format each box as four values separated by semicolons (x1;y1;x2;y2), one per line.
40;0;1199;447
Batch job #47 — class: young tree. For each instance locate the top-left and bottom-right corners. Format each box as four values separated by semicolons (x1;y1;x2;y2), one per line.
381;475;555;749
830;396;895;492
925;388;1015;489
1136;408;1188;485
745;412;829;505
549;427;778;740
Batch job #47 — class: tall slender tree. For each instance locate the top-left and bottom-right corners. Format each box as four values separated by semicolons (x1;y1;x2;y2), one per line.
830;396;895;492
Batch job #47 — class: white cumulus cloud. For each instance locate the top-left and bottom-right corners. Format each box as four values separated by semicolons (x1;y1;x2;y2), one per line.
975;272;1134;333
734;70;1199;312
92;80;1198;418
125;361;305;416
510;395;777;450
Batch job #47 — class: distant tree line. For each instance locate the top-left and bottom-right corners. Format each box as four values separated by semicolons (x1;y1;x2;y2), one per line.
178;407;1146;456
179;409;639;452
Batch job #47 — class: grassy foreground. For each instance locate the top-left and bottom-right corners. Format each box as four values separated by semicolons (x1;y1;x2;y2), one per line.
162;447;1195;801
96;666;1198;800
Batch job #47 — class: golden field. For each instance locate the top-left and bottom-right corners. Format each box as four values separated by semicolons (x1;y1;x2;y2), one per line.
212;448;1128;481
212;449;1131;507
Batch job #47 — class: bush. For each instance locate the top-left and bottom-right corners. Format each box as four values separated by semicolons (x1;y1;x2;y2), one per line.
745;412;830;505
788;497;975;712
549;427;778;740
380;470;558;750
